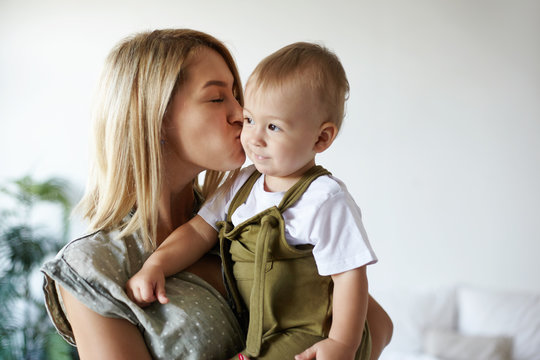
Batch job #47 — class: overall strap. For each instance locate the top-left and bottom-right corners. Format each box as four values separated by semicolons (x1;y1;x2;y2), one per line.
217;168;262;334
227;169;263;221
245;212;278;355
278;165;331;212
218;222;244;323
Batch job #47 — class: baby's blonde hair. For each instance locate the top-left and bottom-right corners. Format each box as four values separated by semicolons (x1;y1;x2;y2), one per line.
247;42;349;130
76;29;243;250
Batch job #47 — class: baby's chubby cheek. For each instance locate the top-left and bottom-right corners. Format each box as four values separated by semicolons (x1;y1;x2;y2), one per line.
240;132;249;151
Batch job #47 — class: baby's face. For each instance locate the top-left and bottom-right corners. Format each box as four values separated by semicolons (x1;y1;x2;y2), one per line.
241;82;323;185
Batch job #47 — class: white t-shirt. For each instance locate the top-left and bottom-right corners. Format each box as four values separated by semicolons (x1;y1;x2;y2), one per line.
199;165;377;276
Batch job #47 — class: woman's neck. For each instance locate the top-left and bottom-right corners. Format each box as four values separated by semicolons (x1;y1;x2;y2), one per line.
156;179;196;246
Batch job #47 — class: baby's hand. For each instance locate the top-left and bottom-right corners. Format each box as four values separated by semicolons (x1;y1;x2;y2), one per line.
125;263;169;307
295;337;356;360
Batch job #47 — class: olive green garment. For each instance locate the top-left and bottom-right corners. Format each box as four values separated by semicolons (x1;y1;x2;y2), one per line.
218;166;371;359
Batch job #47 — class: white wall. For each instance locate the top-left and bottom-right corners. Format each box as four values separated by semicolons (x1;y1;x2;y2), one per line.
1;0;539;298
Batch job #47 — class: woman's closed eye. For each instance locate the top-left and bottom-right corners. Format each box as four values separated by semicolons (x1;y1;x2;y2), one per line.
210;98;224;103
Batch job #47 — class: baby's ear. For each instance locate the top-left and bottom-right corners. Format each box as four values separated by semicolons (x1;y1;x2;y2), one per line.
314;122;338;153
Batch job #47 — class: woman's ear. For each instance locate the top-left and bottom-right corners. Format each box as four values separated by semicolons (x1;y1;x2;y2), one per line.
314;122;338;153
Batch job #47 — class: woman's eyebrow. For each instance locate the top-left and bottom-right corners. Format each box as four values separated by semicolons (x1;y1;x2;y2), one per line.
202;80;228;88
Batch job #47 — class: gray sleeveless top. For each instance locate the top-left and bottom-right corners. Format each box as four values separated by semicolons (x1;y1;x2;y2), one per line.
41;225;244;359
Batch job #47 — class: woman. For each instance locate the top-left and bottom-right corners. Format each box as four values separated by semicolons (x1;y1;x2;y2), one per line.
42;29;392;359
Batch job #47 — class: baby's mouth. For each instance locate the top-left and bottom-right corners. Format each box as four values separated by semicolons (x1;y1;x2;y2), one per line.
251;151;268;161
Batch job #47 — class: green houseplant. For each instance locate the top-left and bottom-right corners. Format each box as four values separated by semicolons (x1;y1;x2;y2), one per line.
0;175;77;359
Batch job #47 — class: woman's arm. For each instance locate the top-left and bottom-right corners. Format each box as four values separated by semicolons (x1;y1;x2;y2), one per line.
126;215;218;305
59;285;152;360
367;294;393;359
149;215;218;276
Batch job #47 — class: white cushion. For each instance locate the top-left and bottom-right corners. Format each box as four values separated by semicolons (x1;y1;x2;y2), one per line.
423;329;512;360
374;286;456;353
380;350;441;360
457;286;540;360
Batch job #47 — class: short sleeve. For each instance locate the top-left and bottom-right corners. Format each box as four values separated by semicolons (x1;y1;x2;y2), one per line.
285;176;378;276
41;231;143;346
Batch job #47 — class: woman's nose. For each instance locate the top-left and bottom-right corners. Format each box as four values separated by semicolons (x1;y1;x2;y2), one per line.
227;98;243;126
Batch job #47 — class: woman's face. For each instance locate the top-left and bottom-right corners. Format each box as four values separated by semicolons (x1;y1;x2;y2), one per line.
164;47;245;175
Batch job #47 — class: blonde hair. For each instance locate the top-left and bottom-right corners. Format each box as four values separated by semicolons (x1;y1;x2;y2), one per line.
247;42;349;130
76;29;243;250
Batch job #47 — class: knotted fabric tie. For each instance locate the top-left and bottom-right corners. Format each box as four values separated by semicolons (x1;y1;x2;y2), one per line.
217;220;246;324
218;220;234;239
245;213;279;356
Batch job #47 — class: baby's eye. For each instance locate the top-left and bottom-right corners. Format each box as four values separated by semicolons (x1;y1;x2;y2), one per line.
244;117;254;125
268;124;281;132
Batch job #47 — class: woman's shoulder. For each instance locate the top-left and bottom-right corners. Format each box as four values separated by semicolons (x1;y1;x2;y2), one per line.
48;228;146;281
63;229;113;249
61;229;129;258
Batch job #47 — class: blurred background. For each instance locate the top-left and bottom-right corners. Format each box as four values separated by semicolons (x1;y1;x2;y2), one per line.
1;0;539;358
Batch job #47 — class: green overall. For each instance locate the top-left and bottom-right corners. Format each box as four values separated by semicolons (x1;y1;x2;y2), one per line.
218;166;371;359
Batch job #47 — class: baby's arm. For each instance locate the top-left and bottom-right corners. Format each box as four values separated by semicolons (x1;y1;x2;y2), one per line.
295;266;369;360
125;215;218;306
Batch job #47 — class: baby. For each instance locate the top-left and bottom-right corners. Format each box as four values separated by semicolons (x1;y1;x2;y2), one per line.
127;42;377;360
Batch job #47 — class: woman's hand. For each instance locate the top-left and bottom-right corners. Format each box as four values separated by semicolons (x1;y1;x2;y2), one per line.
295;337;357;360
125;263;169;307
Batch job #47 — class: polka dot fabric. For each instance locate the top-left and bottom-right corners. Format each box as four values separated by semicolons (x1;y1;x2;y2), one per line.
41;228;244;359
